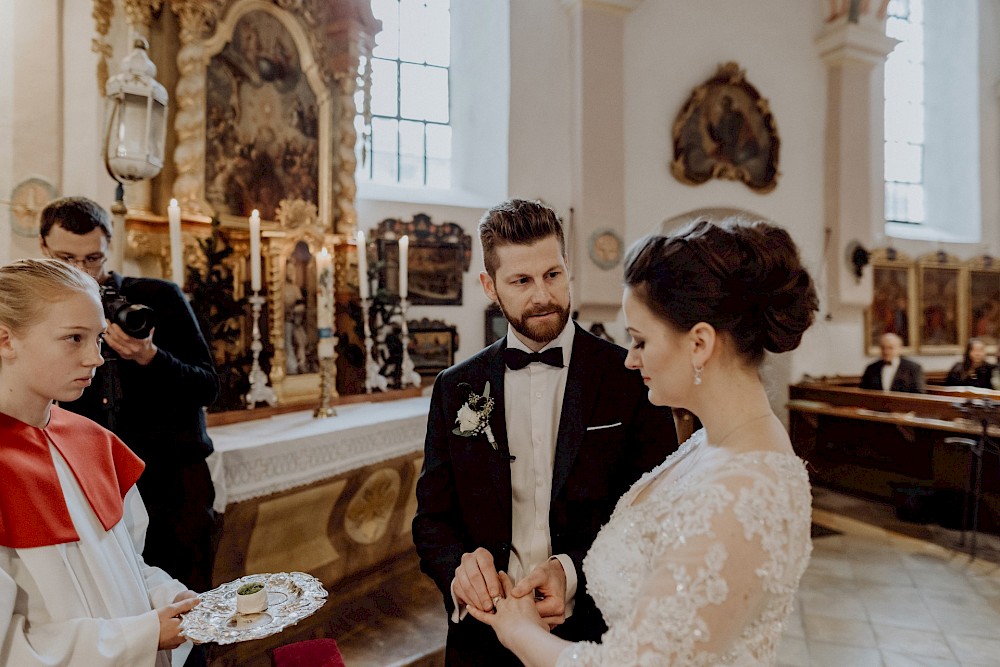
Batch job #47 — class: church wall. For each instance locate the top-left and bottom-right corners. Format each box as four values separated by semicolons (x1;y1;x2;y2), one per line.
5;0;1000;390
0;0;14;264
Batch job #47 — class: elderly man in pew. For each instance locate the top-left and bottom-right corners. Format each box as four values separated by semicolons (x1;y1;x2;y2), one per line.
860;332;925;393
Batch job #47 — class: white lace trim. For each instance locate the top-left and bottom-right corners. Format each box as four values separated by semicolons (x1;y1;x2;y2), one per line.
557;429;812;667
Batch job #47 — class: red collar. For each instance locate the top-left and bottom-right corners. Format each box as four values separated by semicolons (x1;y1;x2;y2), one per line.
0;406;144;548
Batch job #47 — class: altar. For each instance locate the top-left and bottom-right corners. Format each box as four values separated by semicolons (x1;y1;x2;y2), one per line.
205;396;431;590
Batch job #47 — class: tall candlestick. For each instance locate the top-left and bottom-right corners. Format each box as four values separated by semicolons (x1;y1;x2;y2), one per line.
316;247;335;359
399;234;409;299
249;209;262;292
356;230;370;300
168;198;183;286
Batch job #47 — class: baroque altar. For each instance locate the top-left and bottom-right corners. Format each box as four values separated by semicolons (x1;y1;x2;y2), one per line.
93;0;386;410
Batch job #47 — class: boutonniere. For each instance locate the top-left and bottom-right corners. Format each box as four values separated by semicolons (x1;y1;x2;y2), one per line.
453;381;498;450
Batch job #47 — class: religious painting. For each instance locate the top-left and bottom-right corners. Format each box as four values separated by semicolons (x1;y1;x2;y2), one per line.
407;319;458;378
671;61;780;193
865;248;916;354
205;10;319;221
918;252;963;354
282;240;319;376
485;303;507;347
371;215;472;306
967;256;1000;349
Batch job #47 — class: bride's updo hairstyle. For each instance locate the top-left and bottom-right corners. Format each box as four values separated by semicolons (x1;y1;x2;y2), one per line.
624;218;818;366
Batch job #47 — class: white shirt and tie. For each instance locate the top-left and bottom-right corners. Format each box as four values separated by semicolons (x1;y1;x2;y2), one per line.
451;320;579;621
881;358;900;391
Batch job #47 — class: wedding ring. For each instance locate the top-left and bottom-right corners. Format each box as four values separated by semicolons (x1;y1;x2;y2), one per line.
492;595;503;608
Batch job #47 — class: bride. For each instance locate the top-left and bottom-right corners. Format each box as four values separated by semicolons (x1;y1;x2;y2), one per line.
469;218;818;666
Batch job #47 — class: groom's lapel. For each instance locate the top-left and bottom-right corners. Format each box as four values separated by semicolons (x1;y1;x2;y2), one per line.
485;340;513;524
551;326;601;500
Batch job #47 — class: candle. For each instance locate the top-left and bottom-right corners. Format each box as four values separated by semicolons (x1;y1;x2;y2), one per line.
399;234;409;299
316;247;335;358
356;230;370;300
168;198;183;287
249;209;262;292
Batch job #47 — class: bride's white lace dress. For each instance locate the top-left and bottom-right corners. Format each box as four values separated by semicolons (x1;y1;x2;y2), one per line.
557;429;812;666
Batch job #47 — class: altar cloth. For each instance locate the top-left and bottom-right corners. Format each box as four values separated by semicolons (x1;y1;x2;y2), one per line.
205;397;431;512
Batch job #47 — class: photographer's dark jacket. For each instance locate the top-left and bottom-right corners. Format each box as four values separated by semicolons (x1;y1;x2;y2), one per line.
59;272;219;464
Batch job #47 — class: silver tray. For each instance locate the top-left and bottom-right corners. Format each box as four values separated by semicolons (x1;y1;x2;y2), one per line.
181;571;328;645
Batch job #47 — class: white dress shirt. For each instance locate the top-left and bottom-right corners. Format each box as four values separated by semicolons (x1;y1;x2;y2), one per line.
881;358;900;392
450;320;578;621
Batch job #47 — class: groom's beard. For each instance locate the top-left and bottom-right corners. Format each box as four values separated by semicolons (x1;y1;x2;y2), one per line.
496;294;571;346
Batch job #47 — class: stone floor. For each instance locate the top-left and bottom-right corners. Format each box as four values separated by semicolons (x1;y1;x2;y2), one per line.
225;487;1000;666
776;488;1000;667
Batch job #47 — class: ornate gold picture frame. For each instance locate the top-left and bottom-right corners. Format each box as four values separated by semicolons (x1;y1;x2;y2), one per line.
967;255;1000;350
671;61;780;193
865;248;917;354
917;251;964;355
264;199;344;404
167;0;378;235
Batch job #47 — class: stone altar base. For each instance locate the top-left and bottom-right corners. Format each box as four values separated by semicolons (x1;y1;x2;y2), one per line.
205;447;440;665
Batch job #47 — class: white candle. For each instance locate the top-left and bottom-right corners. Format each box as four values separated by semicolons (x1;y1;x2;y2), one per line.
168;198;183;286
356;230;370;300
316;247;335;358
399;234;409;299
249;209;262;292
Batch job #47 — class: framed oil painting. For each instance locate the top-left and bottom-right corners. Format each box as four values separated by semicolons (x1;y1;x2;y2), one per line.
407;318;458;378
865;248;917;354
377;240;464;305
917;252;964;354
485;303;507;347
205;10;320;221
967;255;1000;350
671;61;780;193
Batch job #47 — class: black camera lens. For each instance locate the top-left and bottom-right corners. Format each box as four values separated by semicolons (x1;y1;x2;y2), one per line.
116;304;155;339
100;284;155;339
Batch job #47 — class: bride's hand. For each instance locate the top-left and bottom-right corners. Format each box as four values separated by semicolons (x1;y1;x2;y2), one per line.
467;572;550;648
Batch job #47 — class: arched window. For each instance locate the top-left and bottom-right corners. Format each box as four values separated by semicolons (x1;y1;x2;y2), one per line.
883;0;981;242
355;0;509;206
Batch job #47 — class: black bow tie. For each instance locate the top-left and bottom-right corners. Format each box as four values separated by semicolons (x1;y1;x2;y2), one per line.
503;347;564;370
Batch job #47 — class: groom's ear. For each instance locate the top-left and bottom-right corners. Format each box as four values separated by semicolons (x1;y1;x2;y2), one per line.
480;271;498;302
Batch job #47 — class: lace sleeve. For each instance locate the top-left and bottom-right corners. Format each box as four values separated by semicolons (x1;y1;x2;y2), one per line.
557;458;810;667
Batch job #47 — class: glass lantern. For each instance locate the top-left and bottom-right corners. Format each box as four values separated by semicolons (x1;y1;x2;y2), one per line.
104;38;168;182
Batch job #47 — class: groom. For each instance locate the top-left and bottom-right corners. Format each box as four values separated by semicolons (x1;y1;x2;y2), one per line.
413;199;677;665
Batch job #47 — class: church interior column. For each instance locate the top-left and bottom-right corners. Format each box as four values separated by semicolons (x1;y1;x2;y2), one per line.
815;5;897;310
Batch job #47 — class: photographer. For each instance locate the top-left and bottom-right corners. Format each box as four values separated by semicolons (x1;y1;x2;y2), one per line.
39;198;219;637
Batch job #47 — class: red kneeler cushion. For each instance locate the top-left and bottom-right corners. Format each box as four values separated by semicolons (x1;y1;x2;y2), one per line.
273;638;346;667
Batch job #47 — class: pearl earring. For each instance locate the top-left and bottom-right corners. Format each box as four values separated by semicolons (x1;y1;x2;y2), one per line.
693;364;704;385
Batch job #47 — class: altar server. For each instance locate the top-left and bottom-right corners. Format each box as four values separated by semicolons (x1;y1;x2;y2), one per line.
0;258;199;667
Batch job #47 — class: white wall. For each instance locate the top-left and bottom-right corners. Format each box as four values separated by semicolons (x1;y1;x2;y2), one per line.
0;0;14;264
620;0;835;387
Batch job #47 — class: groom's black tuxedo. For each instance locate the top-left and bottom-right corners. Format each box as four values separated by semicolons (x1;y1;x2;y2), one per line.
413;323;678;666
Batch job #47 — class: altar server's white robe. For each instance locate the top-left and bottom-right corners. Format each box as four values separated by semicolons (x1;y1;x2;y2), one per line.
0;445;188;667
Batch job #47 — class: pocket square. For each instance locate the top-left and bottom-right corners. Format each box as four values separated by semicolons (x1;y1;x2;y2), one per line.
586;422;622;431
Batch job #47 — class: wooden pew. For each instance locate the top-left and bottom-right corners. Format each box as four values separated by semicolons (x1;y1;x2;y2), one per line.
788;380;1000;533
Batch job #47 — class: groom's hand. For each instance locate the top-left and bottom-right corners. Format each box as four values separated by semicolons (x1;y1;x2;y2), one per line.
454;547;503;613
512;558;567;628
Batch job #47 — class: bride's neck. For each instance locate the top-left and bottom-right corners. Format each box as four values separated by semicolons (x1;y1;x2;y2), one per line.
689;365;773;449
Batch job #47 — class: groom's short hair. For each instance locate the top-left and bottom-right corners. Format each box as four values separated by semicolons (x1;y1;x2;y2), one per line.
479;199;566;277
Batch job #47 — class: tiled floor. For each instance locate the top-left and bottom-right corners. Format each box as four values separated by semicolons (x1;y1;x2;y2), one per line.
331;487;1000;667
779;490;1000;667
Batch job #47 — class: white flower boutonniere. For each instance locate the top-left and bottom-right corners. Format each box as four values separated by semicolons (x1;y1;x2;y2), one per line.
453;381;498;450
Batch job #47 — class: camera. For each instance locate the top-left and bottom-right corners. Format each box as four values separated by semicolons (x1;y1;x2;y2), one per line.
100;284;155;339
